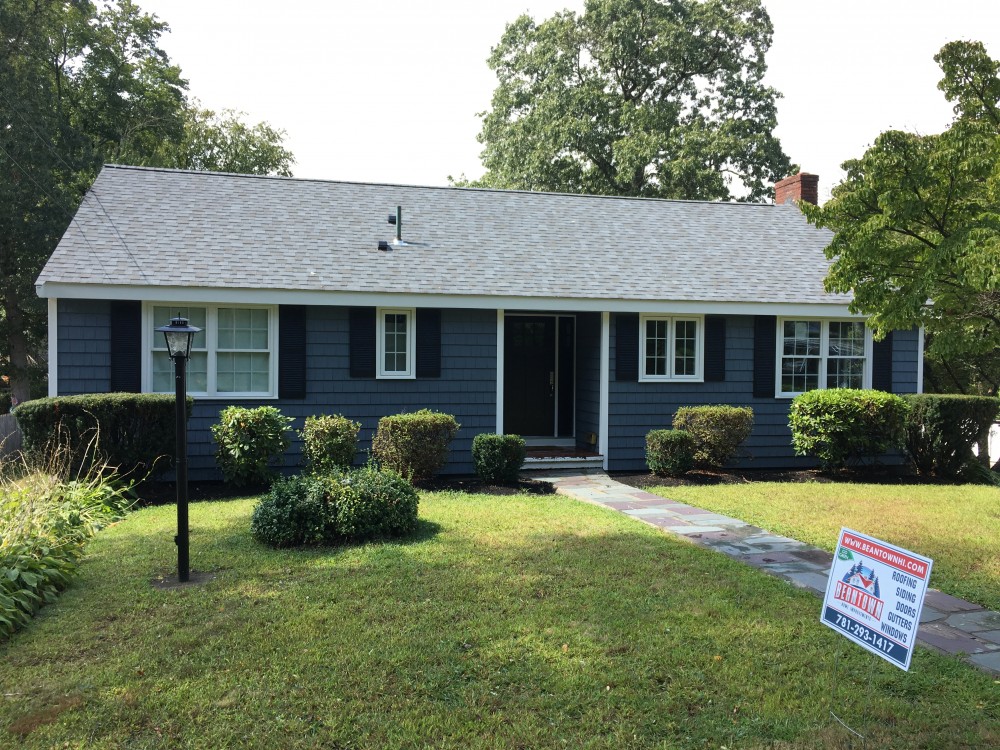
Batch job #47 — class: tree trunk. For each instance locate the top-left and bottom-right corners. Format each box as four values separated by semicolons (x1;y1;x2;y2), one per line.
4;289;33;406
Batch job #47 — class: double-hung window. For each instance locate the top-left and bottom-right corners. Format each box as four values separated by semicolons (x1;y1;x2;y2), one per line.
638;314;703;382
148;304;277;397
377;307;415;378
777;318;869;397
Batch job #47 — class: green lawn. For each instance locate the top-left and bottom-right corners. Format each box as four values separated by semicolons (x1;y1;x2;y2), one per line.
646;483;1000;612
1;491;996;749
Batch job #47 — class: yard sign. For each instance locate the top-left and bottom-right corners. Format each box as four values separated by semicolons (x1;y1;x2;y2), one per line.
821;528;933;671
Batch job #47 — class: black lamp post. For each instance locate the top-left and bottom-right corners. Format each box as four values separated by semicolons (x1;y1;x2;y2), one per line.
155;316;201;583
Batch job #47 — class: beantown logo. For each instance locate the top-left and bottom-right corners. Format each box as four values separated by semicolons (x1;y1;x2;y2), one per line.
834;551;884;620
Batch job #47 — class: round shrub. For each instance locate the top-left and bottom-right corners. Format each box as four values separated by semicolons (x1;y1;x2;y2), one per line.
789;389;908;470
472;433;526;484
212;406;293;487
250;475;344;548
672;405;754;467
645;429;695;477
300;414;360;474
336;466;419;540
371;409;460;482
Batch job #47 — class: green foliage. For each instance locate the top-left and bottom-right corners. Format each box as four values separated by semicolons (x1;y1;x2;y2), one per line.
251;467;419;548
788;389;909;470
250;474;344;549
472;0;791;201
336;466;420;541
645;429;695;477
371;409;460;482
0;466;132;639
804;40;1000;395
471;433;526;485
902;394;999;479
149;103;295;176
211;406;293;487
13;393;192;479
300;414;360;475
672;405;754;467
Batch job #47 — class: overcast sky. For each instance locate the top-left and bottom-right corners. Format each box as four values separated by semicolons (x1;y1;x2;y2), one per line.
139;0;1000;201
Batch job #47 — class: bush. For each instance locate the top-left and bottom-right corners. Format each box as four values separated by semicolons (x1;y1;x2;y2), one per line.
0;465;132;639
13;393;191;479
645;429;695;477
371;409;460;482
251;467;419;548
336;465;419;540
250;474;345;548
472;433;526;484
300;414;360;474
672;405;754;467
212;406;293;487
903;394;999;479
789;389;909;470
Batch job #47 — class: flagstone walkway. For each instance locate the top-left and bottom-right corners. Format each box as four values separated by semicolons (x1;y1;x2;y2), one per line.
528;469;1000;676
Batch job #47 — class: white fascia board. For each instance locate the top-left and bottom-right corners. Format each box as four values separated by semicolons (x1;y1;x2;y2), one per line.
36;281;860;318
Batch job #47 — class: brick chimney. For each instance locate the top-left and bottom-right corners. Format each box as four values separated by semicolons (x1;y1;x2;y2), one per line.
774;172;819;205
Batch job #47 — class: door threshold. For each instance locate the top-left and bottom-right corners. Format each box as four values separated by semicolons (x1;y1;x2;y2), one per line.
522;437;576;448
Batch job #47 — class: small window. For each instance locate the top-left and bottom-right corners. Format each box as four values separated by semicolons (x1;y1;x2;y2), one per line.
147;304;276;397
639;315;703;382
377;308;415;378
777;319;870;397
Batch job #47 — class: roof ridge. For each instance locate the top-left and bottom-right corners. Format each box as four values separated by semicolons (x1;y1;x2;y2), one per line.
100;164;777;209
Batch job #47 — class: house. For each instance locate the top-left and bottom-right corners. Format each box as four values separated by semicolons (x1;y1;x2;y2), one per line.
36;166;923;477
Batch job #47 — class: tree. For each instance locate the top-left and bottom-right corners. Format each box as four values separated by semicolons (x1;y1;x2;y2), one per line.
0;1;293;405
803;40;1000;396
150;103;294;176
472;0;792;201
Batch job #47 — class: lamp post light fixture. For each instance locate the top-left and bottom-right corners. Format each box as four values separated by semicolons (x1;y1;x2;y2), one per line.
155;316;201;583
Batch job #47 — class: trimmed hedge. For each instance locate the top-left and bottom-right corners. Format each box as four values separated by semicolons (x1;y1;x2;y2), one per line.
672;405;754;467
336;466;419;540
472;433;526;484
903;394;999;478
212;406;293;487
251;467;419;548
13;393;191;479
646;429;695;477
371;409;460;482
789;389;908;469
300;414;360;474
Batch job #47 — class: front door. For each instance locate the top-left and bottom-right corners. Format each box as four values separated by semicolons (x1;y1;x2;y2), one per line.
504;315;575;437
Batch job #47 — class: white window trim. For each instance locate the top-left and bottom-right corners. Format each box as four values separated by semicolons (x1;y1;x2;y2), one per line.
638;313;704;383
142;302;279;399
775;317;872;399
377;307;416;379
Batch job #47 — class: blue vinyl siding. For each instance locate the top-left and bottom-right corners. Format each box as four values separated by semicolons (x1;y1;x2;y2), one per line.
57;299;112;394
607;315;922;471
54;303;923;477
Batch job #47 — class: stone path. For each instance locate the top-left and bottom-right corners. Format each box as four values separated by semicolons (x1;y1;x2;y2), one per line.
528;469;1000;676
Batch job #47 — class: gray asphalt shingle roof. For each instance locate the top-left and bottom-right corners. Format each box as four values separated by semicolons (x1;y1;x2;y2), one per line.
38;165;847;305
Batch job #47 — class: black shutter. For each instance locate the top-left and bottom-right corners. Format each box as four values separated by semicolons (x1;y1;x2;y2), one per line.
752;315;777;398
349;307;376;378
278;305;307;399
704;315;726;382
109;300;141;392
416;308;441;378
615;313;639;381
871;331;894;392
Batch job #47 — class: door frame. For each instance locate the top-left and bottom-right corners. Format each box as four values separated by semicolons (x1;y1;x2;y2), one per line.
497;311;576;440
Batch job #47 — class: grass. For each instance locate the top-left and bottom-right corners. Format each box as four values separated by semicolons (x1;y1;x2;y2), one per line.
0;491;997;748
645;482;1000;612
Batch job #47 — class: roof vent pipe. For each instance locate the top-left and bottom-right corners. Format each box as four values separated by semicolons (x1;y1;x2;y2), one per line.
387;206;402;243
